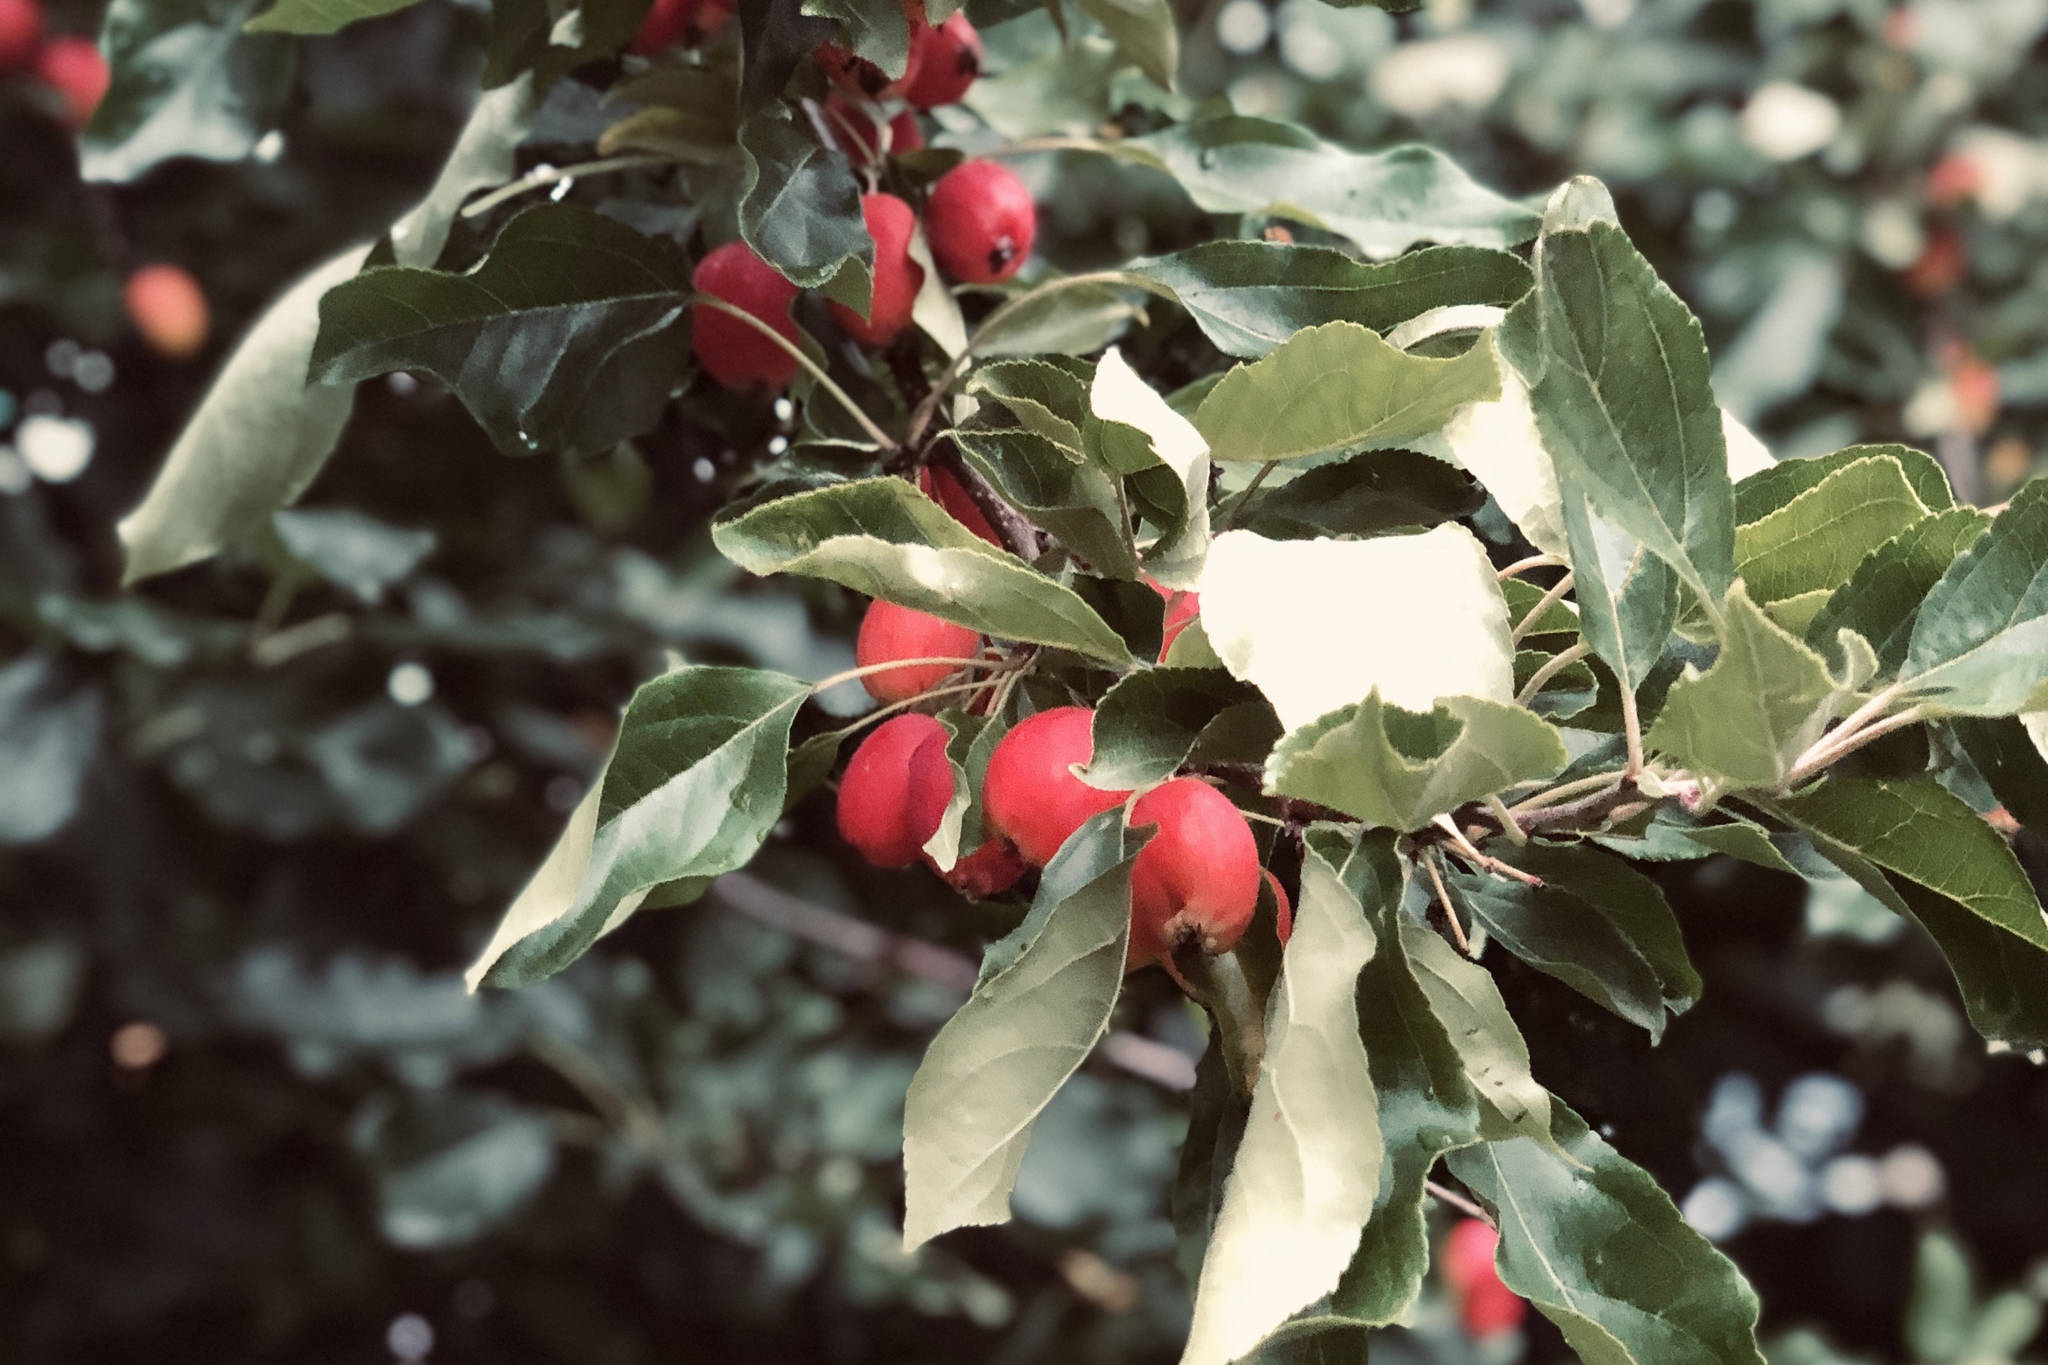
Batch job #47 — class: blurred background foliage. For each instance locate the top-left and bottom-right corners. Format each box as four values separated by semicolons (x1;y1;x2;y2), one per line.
4;0;2048;1361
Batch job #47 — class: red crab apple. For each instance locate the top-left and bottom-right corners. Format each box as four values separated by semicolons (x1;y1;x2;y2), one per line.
981;706;1131;867
940;834;1028;899
1442;1218;1527;1339
0;0;43;70
1265;869;1292;946
630;0;732;53
837;714;953;867
902;11;982;108
124;265;210;361
828;193;924;346
824;94;923;160
854;599;980;704
925;159;1036;284
918;464;1001;545
1147;577;1200;659
36;35;107;129
817;3;927;102
691;241;801;391
1126;778;1260;969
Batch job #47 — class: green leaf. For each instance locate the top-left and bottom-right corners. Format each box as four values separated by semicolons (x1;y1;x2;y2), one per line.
1803;506;1991;674
805;0;915;75
1734;455;1933;609
1447;1103;1767;1365
1129;242;1530;359
1172;1038;1246;1286
1449;844;1699;1039
1242;450;1485;540
1082;668;1262;790
1949;717;2048;832
962;31;1120;139
1900;478;2048;716
953;423;1137;577
1645;583;1865;787
245;0;422;33
473;666;809;988
1513;648;1598;721
1399;899;1554;1145
901;811;1139;1248
118;78;536;582
86;0;295;183
1075;0;1177;89
1089;347;1212;588
1770;775;2048;1046
1267;692;1566;832
1199;525;1515;729
711;478;1133;664
965;358;1088;452
310;205;690;458
1193;321;1499;465
974;277;1148;358
271;508;435;605
1734;443;1954;524
1114;118;1540;259
1182;852;1381;1365
1502;180;1735;611
738;107;872;295
1559;481;1680;695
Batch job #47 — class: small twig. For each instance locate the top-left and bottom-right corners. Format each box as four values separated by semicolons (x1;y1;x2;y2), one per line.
1484;794;1527;846
1781;682;1910;779
691;295;898;450
250;612;351;667
1509;571;1575;644
1780;706;1930;788
1514;640;1592;707
1426;1179;1494;1227
1507;770;1628;815
933;442;1043;560
461;154;668;220
1421;850;1473;956
1432;814;1543;888
1496;553;1564;582
1620;686;1646;778
1215;460;1279;532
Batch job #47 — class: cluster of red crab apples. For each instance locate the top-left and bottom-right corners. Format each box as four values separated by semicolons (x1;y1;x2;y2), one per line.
636;0;1039;390
834;467;1284;978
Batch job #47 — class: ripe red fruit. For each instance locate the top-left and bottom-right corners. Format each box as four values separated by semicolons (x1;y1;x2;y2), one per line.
982;707;1131;867
855;599;980;704
937;835;1028;898
918;465;1001;546
925;160;1036;284
902;12;982;108
817;26;925;101
36;35;108;130
1148;577;1200;658
1265;869;1292;946
1126;778;1260;968
1903;227;1965;298
691;241;800;391
124;264;210;361
828;193;924;347
1442;1219;1525;1338
630;0;732;53
1927;152;1982;209
837;714;953;867
0;0;43;71
824;94;923;161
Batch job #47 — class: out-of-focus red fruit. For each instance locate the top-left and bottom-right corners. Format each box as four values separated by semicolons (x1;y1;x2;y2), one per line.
36;35;108;129
1884;4;1918;48
981;707;1131;867
630;0;733;52
1927;152;1982;209
837;714;953;867
934;835;1028;898
1265;869;1292;946
824;94;923;161
123;264;211;361
855;599;980;704
925;159;1036;284
902;12;982;108
0;0;43;70
1441;1217;1526;1336
691;241;801;391
828;193;924;346
1946;346;2001;435
817;25;926;101
919;465;1002;546
1126;778;1260;969
1903;226;1965;298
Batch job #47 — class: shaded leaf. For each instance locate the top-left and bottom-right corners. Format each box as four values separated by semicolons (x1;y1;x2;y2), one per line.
1082;668;1261;790
1734;455;1932;610
87;0;295;183
1244;449;1485;540
1900;478;2048;717
1804;506;1990;674
902;812;1139;1247
1399;899;1553;1145
1076;0;1176;88
738;106;872;295
245;0;422;33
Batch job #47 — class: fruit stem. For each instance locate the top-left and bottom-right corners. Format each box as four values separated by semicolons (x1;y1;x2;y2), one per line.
1420;850;1473;956
1496;553;1565;581
1508;571;1575;644
808;654;1014;696
1178;948;1267;1099
690;294;900;450
1514;640;1592;707
1214;460;1279;532
460;155;669;221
